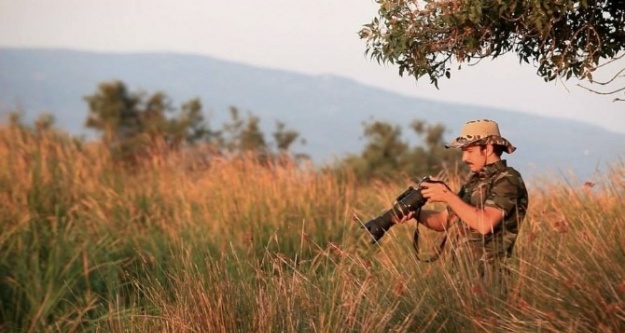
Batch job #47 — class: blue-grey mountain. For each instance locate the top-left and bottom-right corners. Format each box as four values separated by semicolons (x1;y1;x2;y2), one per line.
1;48;623;181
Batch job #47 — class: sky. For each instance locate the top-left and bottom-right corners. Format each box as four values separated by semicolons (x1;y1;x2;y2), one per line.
1;0;624;134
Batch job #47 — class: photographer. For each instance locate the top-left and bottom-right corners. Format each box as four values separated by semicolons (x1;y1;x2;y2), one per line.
400;119;529;294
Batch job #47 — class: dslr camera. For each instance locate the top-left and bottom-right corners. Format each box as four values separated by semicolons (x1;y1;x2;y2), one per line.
363;176;442;243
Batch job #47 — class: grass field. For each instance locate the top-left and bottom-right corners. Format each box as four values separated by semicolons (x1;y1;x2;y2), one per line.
1;125;624;332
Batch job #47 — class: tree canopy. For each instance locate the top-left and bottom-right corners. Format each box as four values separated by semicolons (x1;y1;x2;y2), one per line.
360;0;625;98
6;80;461;182
84;80;306;164
338;119;463;181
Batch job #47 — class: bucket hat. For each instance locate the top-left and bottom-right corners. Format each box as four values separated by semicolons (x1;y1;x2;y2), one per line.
445;119;516;154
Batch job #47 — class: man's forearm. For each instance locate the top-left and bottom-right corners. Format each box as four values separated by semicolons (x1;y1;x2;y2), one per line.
417;209;448;232
445;195;501;234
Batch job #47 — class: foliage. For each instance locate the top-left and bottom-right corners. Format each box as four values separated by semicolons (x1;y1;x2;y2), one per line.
338;118;464;181
221;106;267;153
84;81;306;164
274;120;303;152
85;81;213;161
8;109;55;133
360;0;625;98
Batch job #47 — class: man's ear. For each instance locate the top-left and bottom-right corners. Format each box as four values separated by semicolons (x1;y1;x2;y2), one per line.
485;144;495;156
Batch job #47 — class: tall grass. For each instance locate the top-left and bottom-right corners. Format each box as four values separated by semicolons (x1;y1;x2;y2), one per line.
0;124;624;332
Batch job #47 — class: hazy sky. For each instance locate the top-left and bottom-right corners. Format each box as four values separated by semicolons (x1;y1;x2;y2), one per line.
1;0;624;133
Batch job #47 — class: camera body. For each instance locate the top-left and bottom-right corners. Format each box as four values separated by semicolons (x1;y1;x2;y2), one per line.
363;176;441;243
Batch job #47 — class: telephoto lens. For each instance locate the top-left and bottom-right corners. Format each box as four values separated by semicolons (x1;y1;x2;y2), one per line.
363;176;435;243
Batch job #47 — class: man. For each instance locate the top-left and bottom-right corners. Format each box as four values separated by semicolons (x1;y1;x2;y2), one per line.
402;119;529;294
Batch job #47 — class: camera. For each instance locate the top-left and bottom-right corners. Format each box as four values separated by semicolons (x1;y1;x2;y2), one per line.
363;176;441;243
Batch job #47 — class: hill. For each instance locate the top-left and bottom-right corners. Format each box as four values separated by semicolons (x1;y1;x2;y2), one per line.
1;47;624;181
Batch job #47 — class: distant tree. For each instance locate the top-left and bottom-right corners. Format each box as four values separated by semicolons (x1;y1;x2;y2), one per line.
3;108;78;147
273;121;301;152
358;120;409;179
84;81;214;162
177;98;220;145
404;120;462;177
339;119;463;181
85;81;141;146
220;107;267;154
84;80;307;165
360;0;625;100
6;109;56;134
7;109;25;128
34;113;56;133
139;92;172;140
215;107;310;163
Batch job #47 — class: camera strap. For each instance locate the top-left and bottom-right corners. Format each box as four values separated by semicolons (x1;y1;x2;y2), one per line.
412;208;448;263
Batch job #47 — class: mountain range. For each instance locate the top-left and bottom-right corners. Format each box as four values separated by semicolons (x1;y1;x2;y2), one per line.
1;47;624;182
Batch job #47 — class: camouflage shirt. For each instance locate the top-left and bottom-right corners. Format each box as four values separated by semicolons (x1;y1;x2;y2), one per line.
448;160;529;268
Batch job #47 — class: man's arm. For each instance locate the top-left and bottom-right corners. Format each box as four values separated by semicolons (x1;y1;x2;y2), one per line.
395;208;450;232
420;182;505;235
443;195;504;234
416;209;450;232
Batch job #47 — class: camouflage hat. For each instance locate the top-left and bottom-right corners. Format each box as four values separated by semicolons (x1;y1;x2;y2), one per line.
445;119;516;154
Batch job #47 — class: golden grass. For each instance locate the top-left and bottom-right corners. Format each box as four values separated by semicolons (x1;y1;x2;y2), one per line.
0;124;624;332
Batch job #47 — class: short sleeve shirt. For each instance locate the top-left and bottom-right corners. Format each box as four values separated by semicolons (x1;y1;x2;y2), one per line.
449;160;529;261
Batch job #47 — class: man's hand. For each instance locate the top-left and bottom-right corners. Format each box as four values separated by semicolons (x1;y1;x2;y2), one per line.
394;211;415;224
420;181;453;203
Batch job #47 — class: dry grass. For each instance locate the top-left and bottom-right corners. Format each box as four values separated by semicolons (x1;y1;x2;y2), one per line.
0;124;624;332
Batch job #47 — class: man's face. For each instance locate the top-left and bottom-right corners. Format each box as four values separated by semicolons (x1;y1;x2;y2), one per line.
461;145;487;172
